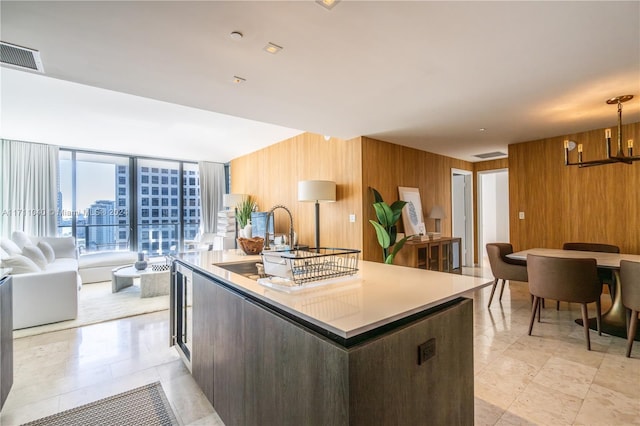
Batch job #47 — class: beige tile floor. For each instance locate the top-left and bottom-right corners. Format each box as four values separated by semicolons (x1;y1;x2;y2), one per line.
1;268;639;425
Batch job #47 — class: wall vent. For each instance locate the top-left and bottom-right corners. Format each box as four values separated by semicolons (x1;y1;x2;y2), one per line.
0;41;44;73
474;151;507;159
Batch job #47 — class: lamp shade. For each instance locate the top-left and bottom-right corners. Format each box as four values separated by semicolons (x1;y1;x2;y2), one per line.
298;180;336;203
428;205;446;219
223;193;247;208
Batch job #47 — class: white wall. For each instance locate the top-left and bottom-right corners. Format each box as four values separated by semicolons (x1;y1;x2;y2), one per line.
479;170;509;265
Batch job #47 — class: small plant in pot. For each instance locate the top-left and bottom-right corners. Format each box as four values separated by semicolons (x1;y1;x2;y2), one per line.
368;187;412;264
235;195;257;237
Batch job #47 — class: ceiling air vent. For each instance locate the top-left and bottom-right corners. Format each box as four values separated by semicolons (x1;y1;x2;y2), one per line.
0;41;44;73
474;151;507;159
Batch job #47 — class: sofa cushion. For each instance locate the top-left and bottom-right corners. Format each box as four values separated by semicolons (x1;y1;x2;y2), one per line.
33;236;77;259
0;246;8;260
44;258;79;272
79;251;138;268
37;241;56;263
22;245;48;269
1;238;22;256
11;231;32;249
1;254;41;274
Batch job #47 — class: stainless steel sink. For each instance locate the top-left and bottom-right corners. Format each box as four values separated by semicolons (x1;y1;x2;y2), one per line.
214;261;264;281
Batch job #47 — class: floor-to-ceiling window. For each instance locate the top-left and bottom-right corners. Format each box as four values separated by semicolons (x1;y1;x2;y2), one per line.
59;149;202;255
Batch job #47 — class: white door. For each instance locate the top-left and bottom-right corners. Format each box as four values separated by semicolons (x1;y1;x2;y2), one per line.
451;169;473;267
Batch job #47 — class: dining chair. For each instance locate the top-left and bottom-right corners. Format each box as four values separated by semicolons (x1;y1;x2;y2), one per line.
620;260;640;358
559;242;620;310
527;254;602;350
485;243;528;307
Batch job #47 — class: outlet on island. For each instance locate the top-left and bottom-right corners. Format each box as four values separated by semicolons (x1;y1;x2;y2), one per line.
418;338;436;365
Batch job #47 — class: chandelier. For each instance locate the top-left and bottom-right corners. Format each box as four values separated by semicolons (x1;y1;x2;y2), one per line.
564;95;638;167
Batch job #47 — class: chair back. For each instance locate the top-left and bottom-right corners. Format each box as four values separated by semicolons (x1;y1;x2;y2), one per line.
620;260;640;311
527;254;601;303
486;243;528;282
562;242;620;253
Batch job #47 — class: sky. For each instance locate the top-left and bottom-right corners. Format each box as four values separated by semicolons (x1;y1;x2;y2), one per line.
59;159;115;215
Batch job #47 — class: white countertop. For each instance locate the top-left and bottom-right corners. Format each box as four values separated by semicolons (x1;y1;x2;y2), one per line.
175;250;492;339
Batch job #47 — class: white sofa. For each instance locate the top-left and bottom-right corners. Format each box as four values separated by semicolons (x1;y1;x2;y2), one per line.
79;251;138;284
0;232;81;330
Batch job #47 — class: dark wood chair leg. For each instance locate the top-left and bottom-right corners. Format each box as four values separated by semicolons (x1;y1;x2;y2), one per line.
556;300;560;311
581;303;591;351
595;300;602;336
487;278;499;307
627;310;638;358
537;298;541;322
528;296;539;336
499;279;507;301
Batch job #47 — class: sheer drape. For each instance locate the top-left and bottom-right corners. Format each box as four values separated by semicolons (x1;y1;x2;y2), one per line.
1;140;59;237
198;161;226;235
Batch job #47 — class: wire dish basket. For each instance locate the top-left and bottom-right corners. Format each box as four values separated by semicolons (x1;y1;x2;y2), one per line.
261;248;360;285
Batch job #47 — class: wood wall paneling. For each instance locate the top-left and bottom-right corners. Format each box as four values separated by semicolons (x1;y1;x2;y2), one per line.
360;137;473;262
230;133;363;252
508;122;640;254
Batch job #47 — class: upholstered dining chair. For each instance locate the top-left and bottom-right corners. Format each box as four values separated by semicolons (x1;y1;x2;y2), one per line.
527;254;602;350
620;260;640;358
561;242;620;309
485;243;528;307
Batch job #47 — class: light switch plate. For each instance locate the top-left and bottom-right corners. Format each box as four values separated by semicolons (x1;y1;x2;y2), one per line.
519;211;525;220
349;214;356;223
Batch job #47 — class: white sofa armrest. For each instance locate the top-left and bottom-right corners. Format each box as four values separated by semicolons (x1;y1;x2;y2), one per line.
12;269;79;329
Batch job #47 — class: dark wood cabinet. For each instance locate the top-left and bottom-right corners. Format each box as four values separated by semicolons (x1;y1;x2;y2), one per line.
212;285;244;426
396;237;462;274
0;274;13;411
191;271;215;404
178;261;474;425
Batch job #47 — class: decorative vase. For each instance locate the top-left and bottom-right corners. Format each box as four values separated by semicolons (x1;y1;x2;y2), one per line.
243;221;252;239
134;252;148;271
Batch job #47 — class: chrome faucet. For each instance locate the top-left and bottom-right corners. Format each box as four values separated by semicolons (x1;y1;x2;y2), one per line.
263;205;295;251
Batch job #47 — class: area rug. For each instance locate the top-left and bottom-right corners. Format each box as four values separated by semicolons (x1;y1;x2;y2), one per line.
21;382;178;426
13;280;170;339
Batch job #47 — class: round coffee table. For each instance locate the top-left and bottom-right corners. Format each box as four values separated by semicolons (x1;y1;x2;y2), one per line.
111;265;170;298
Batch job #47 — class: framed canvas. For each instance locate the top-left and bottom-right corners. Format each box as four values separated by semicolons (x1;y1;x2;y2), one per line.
398;187;426;236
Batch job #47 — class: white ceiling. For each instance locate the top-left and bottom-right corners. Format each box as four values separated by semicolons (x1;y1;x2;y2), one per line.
1;1;639;163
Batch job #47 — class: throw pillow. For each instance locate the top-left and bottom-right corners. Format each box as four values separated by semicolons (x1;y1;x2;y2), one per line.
37;237;76;259
0;254;41;274
0;238;22;256
11;231;32;249
37;241;56;263
22;245;48;269
0;246;8;260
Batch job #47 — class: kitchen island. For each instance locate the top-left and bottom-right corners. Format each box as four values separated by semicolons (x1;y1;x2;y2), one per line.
171;250;491;426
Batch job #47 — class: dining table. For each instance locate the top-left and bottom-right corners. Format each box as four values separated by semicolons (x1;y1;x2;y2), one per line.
508;248;640;341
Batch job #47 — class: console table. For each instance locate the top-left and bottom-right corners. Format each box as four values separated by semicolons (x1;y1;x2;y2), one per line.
395;237;462;274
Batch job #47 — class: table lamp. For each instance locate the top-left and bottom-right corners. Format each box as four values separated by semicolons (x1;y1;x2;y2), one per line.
298;180;336;252
428;205;445;233
223;193;247;249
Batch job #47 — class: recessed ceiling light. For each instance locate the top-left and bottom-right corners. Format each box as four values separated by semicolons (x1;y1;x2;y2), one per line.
230;31;243;41
479;128;486;132
316;0;340;10
233;76;246;84
323;135;331;141
264;42;283;54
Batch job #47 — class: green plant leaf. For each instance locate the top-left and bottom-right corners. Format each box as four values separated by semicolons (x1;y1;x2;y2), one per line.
369;220;390;249
389;200;407;224
385;235;411;264
389;225;397;246
371;187;384;204
372;202;394;227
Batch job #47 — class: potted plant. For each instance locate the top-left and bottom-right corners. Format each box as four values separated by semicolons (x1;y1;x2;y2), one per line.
368;187;413;264
235;195;257;235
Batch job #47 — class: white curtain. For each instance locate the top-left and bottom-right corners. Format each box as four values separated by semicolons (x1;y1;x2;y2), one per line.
1;140;59;238
198;161;226;234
